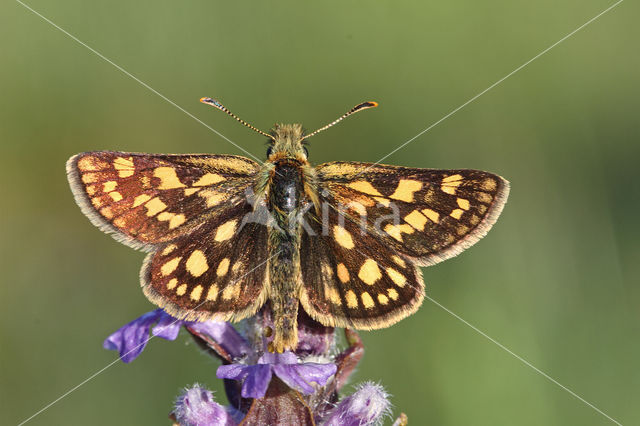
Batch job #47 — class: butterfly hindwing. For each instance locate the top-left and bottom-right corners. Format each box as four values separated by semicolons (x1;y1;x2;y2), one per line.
317;162;509;266
142;203;270;322
299;206;424;330
66;151;260;250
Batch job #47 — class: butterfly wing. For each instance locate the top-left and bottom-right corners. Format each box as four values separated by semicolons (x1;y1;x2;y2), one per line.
316;162;509;266
299;161;508;329
67;151;269;321
299;205;424;329
141;212;269;322
67;151;260;250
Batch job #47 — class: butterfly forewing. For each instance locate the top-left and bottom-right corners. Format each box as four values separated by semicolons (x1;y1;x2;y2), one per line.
299;206;424;330
317;162;509;266
67;151;260;249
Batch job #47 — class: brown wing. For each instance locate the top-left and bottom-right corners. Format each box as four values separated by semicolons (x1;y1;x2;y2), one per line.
67;151;268;321
66;151;260;251
141;208;269;322
316;162;509;266
299;206;424;330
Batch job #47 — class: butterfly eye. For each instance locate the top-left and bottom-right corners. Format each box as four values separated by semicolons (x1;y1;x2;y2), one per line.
266;146;273;157
303;147;309;158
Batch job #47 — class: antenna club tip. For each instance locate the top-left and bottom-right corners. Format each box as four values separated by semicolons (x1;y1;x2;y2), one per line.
200;97;225;109
369;101;379;107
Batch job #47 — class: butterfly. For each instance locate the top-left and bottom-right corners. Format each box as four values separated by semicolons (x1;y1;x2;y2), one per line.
67;98;509;352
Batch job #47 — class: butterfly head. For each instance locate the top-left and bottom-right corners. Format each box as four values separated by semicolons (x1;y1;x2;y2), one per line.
266;124;308;162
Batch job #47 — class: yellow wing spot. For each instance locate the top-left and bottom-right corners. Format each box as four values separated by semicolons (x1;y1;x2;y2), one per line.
469;214;481;225
444;234;456;244
161;257;181;276
477;205;488;214
176;283;187;296
113;217;126;228
157;211;186;228
113;157;134;169
336;263;350;283
157;212;174;222
345;290;358;308
206;284;219;301
441;175;463;195
217;258;230;276
190;285;204;301
102;181;117;193
404;210;428;231
100;206;114;219
186;250;209;277
145;197;167;216
222;284;240;300
169;214;186;229
81;173;99;184
377;293;389;305
392;255;406;268
358;259;382;285
166;278;178;290
347;181;382;196
184;188;200;196
457;198;470;210
422;209;440;223
198;189;228;207
333;226;355;249
133;194;151;207
113;157;134;178
450;209;464;220
215;220;237;242
386;267;406;287
326;286;342;305
78;156;106;171
154;167;186;190
475;192;492;203
441;185;457;195
91;197;103;208
162;244;177;256
373;196;390;207
442;174;463;183
108;191;123;202
384;223;415;242
456;225;470;236
361;292;375;309
193;173;225;186
232;261;243;273
481;178;497;191
86;185;98;196
390;179;423;202
388;288;399;301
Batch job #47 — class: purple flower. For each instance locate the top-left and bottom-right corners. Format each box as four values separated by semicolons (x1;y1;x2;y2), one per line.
173;384;237;426
103;309;235;363
323;382;391;426
217;351;337;399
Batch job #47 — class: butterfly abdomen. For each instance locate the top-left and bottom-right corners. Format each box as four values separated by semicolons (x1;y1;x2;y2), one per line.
267;160;307;351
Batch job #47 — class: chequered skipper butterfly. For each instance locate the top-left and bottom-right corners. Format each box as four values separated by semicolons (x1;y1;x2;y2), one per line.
67;99;509;352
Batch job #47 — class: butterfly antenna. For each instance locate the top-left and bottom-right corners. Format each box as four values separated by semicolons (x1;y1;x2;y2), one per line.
300;101;378;141
200;97;275;141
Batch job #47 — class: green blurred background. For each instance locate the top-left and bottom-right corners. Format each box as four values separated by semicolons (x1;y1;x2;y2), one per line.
2;0;638;424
